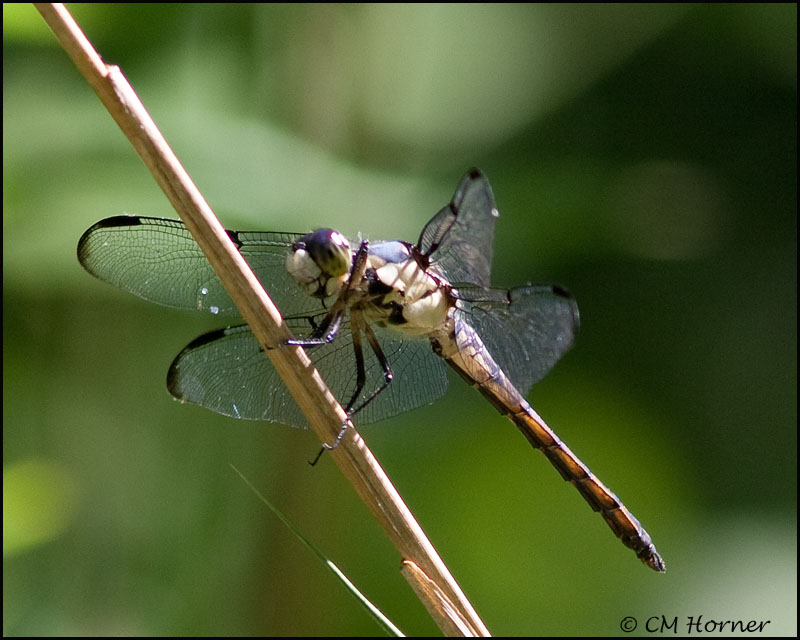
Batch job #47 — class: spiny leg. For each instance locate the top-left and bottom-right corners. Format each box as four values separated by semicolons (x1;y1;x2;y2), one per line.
308;311;397;465
287;311;344;346
306;317;363;465
288;240;371;346
305;242;374;464
346;312;394;420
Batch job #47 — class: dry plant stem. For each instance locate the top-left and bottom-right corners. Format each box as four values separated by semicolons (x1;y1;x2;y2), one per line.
402;560;482;637
35;3;491;637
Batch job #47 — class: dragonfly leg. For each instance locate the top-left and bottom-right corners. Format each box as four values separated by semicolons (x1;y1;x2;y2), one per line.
308;310;394;465
338;309;395;423
308;425;349;466
287;311;344;346
289;240;371;347
311;310;368;461
345;310;368;414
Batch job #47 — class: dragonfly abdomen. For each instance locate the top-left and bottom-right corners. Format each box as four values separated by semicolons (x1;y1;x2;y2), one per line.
439;319;666;572
506;400;665;572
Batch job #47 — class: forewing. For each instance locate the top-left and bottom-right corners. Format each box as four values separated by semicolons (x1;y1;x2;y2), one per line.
455;285;580;396
416;169;498;288
77;215;323;318
167;318;448;427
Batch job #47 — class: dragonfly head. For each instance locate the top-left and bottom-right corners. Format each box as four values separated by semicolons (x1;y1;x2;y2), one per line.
287;229;352;298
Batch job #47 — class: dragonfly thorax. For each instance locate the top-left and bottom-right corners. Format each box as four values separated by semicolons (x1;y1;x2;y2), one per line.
360;247;452;336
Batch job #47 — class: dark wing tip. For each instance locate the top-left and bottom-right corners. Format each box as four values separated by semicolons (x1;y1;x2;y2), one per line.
89;214;146;229
451;168;496;217
550;284;572;299
166;328;229;396
549;284;581;337
225;228;244;249
79;214;148;242
460;168;491;194
77;215;152;267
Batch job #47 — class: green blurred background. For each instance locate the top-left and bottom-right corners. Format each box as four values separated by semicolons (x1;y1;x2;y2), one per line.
3;3;796;636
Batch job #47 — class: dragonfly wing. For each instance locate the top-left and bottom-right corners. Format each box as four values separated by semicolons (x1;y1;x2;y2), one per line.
416;169;498;288
350;325;449;424
168;323;308;426
167;318;448;426
77;215;324;318
454;285;580;396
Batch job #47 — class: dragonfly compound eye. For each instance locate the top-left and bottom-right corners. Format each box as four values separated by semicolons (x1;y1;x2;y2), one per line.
286;229;353;298
302;229;352;277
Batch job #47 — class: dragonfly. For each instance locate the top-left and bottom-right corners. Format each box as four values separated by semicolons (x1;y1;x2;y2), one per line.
77;168;665;572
